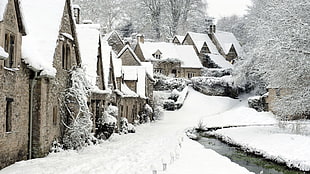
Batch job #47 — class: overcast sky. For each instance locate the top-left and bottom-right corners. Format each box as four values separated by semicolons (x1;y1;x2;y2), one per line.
206;0;252;21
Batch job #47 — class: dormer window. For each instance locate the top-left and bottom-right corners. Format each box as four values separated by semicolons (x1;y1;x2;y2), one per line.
4;33;16;68
152;49;162;59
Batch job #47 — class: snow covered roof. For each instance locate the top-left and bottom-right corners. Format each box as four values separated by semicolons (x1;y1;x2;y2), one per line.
214;31;243;56
101;40;115;88
139;42;202;68
0;0;8;21
112;52;122;78
120;82;139;97
118;45;142;65
0;46;8;60
21;0;67;77
122;66;147;98
76;24;101;88
122;66;138;81
186;32;219;54
175;46;203;68
141;62;153;78
174;35;185;43
206;54;233;69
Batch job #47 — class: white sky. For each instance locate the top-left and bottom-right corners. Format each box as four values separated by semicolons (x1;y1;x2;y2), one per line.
206;0;252;21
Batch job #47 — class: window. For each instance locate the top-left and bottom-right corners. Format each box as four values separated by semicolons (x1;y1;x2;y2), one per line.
6;98;13;132
53;106;58;125
154;54;161;59
188;72;195;79
171;69;177;77
4;33;16;68
154;68;162;74
62;43;71;70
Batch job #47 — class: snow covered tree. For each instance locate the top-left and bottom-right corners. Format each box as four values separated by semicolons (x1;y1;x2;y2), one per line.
234;0;310;119
62;68;96;149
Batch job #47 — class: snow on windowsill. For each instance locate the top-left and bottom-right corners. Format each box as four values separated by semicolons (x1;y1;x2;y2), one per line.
4;67;20;72
61;33;74;41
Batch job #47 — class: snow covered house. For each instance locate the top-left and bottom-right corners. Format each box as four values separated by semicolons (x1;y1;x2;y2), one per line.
20;0;81;160
76;23;114;133
134;37;203;79
103;30;125;55
182;28;239;68
112;45;154;124
0;0;29;169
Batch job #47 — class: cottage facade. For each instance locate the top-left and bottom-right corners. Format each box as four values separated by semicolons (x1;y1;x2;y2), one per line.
0;0;29;168
103;31;125;55
134;38;203;79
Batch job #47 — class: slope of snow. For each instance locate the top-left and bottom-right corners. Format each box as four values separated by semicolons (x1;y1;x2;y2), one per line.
21;0;66;77
175;46;203;68
207;53;233;69
0;88;250;174
164;138;252;174
186;32;219;54
139;42;202;68
76;24;101;88
213;126;310;171
0;0;8;21
214;31;243;56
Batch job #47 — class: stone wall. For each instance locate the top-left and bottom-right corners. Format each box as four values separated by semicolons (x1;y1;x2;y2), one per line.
0;0;30;169
107;33;125;54
0;63;30;169
31;0;80;158
179;68;202;79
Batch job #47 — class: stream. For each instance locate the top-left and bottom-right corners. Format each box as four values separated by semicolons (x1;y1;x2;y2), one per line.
197;134;306;174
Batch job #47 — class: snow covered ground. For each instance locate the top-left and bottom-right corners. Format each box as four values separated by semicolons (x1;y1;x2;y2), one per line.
0;88;251;174
201;96;310;172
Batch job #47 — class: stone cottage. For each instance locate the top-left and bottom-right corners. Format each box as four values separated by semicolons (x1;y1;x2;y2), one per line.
182;27;240;68
20;0;81;160
112;45;154;124
0;0;28;169
76;22;113;134
134;36;203;79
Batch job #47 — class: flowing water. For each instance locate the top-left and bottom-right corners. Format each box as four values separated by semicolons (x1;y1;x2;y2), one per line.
197;135;306;174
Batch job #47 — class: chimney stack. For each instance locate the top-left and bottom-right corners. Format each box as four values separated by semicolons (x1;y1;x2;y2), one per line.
73;5;81;24
209;25;216;34
137;34;144;44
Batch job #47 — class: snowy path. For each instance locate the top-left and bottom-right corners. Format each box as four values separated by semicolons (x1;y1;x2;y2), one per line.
0;88;251;174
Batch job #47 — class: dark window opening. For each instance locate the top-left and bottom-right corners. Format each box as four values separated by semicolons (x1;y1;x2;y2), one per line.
4;33;16;68
53;106;58;125
6;98;13;132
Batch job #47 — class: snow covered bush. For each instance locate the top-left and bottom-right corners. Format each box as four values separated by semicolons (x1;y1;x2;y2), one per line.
202;68;232;77
154;76;190;91
96;111;117;139
248;95;268;112
62;68;96;150
50;140;64;153
192;76;238;98
120;117;135;134
163;99;176;111
168;89;180;102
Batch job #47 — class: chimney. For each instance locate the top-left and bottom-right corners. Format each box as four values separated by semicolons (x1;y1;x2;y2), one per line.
137;34;144;44
209;25;216;34
73;5;81;24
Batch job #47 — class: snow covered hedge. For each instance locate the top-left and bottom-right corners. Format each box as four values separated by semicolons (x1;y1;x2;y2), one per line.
202;68;232;77
154;75;190;91
248;94;268;112
192;76;238;98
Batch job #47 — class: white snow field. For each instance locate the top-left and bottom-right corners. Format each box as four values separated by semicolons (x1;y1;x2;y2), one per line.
0;88;252;174
202;97;310;172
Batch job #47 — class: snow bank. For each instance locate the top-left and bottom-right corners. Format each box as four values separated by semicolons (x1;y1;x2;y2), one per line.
212;126;310;171
165;137;253;174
